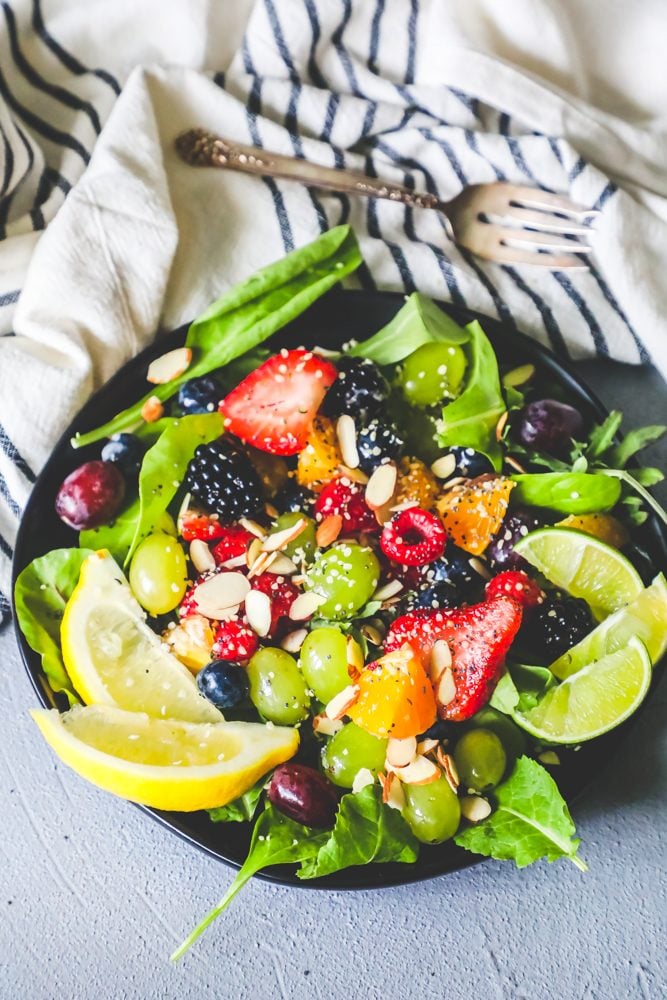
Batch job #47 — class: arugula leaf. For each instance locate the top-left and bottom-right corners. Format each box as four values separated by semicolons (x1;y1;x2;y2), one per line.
80;496;141;563
171;806;327;960
607;424;666;468
298;783;419;880
437;321;506;471
14;548;93;705
510;472;621;514
455;756;586;870
73;227;362;448
598;469;667;528
349;291;469;365
208;780;265;824
584;410;623;460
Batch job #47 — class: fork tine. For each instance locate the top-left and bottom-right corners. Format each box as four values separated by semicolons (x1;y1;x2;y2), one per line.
499;228;594;254
502;184;600;219
494;205;593;235
470;242;591;269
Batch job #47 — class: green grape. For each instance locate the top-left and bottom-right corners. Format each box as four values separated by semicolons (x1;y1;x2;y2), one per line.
468;706;526;765
402;776;461;844
273;511;317;562
321;722;387;788
153;511;177;536
398;342;467;407
246;647;310;725
129;533;188;615
306;542;380;619
453;728;507;792
299;627;359;703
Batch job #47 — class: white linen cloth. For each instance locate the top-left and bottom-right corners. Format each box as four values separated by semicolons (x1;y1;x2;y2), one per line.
1;0;667;621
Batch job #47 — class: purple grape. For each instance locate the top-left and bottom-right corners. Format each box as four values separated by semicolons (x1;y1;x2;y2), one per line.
516;399;584;457
488;509;542;571
55;460;125;530
268;764;339;829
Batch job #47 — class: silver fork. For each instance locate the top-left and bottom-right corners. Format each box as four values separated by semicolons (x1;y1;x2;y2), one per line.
175;128;598;269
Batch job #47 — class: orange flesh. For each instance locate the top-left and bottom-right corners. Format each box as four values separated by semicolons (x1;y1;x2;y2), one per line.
297;415;343;492
347;646;437;739
396;457;440;510
436;475;515;555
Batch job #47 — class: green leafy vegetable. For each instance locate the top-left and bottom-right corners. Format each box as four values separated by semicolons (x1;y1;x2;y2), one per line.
171;806;327;961
598;469;667;528
80;496;141;563
491;664;557;715
455;756;586;870
73;226;362;448
510;472;621;514
584;410;623;460
14;548;93;704
437;321;506;471
607;424;666;468
349;291;469;365
298;783;419;880
208;780;265;824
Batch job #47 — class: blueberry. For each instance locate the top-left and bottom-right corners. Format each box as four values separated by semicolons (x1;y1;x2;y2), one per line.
273;482;315;514
516;399;584;458
422;541;487;602
322;357;389;424
197;660;249;710
447;446;494;480
357;418;405;474
418;719;452;741
178;375;223;415
404;580;462;612
488;509;542;571
100;433;144;478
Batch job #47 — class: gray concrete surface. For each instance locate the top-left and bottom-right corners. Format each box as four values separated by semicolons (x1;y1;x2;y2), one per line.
1;360;665;1000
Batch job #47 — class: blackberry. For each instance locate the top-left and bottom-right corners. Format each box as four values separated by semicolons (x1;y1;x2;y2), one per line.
101;433;144;478
521;592;593;660
488;508;542;571
357;418;405;474
321;357;389;424
178;375;222;414
273;481;314;514
185;437;263;520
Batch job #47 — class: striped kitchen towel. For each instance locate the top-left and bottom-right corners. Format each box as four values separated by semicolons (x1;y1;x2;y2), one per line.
1;0;666;623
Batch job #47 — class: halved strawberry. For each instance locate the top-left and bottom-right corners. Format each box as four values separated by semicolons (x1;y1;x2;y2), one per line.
180;509;226;542
384;596;522;721
219;349;338;456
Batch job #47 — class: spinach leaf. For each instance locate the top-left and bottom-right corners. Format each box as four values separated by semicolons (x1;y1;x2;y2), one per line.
511;472;621;513
14;548;93;705
298;783;419;880
437;321;506;471
208;779;265;824
491;664;557;716
126;413;223;564
171;806;327;961
455;756;586;870
73;226;362;448
349;291;469;365
80;496;141;563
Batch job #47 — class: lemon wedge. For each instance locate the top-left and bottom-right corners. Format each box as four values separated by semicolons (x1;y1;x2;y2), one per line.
61;550;221;724
31;705;299;811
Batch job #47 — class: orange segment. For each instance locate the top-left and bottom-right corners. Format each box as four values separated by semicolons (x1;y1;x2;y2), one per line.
396;456;440;510
347;646;437;739
297;415;343;491
436;475;515;555
557;513;629;550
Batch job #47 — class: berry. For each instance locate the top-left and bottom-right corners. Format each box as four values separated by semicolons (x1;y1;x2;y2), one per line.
516;398;584;457
520;592;593;660
314;479;377;535
180;509;227;542
178;375;222;414
436;475;515;555
197;660;249;710
445;446;494;480
212;616;259;662
424;541;487;602
487;508;542;570
251;573;299;635
296;415;342;491
321;356;389;424
405;580;463;612
273;481;314;514
485;570;544;608
219;349;337;455
184;437;263;520
356;418;404;474
385;596;523;721
268;764;339;829
55;460;125;530
211;526;254;565
381;507;446;567
101;433;144;478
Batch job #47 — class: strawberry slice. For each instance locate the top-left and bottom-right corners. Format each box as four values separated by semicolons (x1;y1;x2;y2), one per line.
219;349;338;456
384;596;522;721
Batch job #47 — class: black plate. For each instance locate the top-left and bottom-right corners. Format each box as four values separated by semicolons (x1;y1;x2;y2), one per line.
12;289;667;890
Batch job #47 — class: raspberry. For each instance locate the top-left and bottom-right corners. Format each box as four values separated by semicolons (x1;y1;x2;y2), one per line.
381;507;447;567
251;573;299;635
485;570;544;608
212;616;259;662
211;526;254;565
314;478;377;535
179;510;226;543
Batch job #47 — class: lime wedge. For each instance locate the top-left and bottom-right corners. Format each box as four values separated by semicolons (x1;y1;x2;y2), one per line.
549;573;667;679
514;637;651;744
514;527;643;620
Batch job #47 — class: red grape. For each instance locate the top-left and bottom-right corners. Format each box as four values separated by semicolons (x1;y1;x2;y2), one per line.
55;460;125;530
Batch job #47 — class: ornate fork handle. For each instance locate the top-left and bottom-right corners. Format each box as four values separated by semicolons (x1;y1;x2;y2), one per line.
175;128;443;213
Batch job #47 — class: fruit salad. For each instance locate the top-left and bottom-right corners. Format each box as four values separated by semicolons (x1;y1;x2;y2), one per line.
14;228;667;959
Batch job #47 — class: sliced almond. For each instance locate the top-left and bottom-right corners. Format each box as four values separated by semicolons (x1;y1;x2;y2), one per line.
244;589;272;637
361;623;384;646
239;517;267;539
436;666;457;708
460;795;492;823
505;455;527;474
336;415;359;469
246;537;263;569
193;572;250;619
468;556;492;581
264;502;279;519
147;347;192;385
346;636;364;675
429;639;452;682
324;684;360;720
365;463;397;510
538;750;561;766
141;395;164;423
266;554;298;575
176;493;192;535
437;749;460;792
386;774;406;811
417;738;439;756
248;550;277;579
351;768;375;794
313;713;344;736
221;554;248;570
373;498;396;527
262;518;307;553
338;463;369;485
495;410;509;442
289;591;326;621
430;454;457;480
316;513;342;548
390;755;440;786
280;628;308;653
189;539;216;574
386;736;417;769
371;578;403;603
